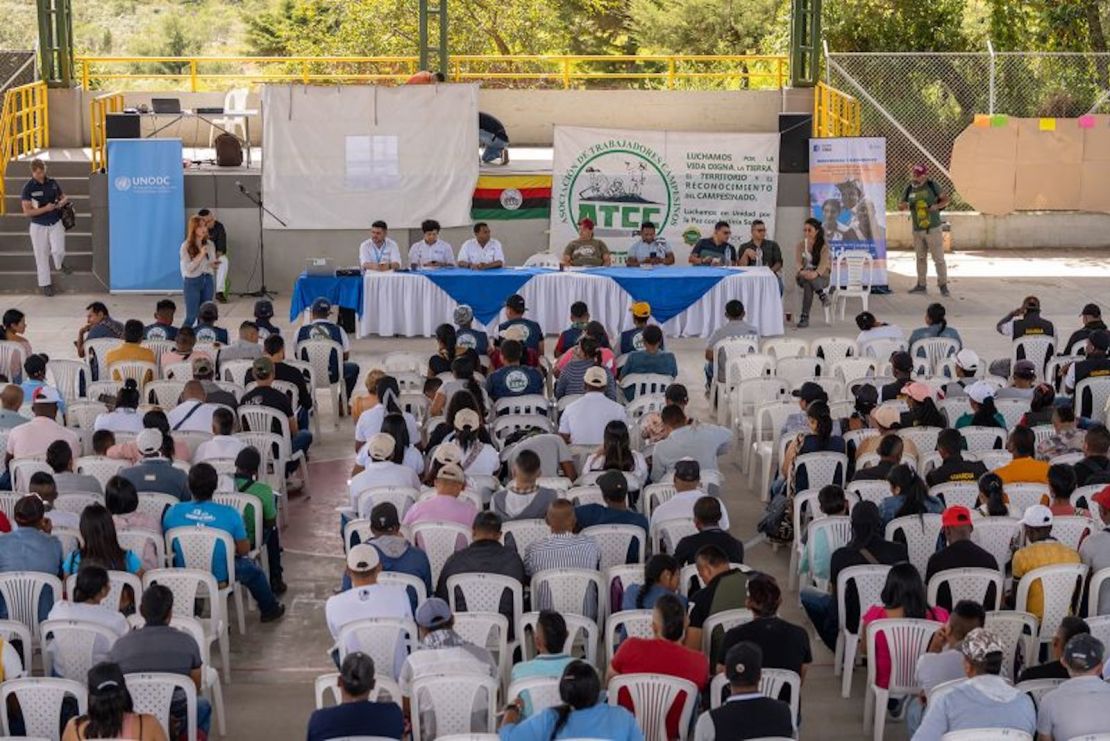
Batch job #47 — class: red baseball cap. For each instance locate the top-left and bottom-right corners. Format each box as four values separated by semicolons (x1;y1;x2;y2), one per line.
579;218;595;229
941;505;973;528
912;164;928;176
1091;485;1110;512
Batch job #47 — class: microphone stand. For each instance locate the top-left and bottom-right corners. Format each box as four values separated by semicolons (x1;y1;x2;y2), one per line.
236;181;284;299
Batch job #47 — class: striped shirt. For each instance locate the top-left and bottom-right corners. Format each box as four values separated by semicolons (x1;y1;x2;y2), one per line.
555;359;618;400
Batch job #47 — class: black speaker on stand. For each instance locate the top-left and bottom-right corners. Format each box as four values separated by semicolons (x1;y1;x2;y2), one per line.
778;113;813;174
105;114;141;140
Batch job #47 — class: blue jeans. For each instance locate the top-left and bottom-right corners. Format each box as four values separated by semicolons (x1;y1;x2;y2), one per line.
800;588;839;652
235;556;279;614
479;129;508;163
183;274;214;328
287;430;313;474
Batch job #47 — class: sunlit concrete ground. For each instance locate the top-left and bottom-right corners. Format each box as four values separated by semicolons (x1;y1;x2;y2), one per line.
5;248;1108;739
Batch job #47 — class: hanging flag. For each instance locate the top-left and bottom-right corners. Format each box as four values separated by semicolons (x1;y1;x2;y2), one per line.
471;174;552;220
1038;118;1056;131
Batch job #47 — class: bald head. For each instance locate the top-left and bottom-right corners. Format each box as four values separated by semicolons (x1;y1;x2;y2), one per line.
0;384;23;412
545;499;576;534
182;380;206;402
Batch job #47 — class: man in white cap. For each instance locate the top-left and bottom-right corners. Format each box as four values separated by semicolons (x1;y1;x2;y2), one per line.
2;385;79;489
118;427;192;502
401;462;477;529
558;366;627;446
1010;504;1080;622
325;543;413;679
348;433;421;511
943;349;980;398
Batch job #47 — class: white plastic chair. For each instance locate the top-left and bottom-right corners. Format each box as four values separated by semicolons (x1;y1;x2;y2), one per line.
581;524;646;569
970;517;1022;574
1088;566;1110;617
209;87;249;143
1005;483;1050;516
315;671;402;708
1052;515;1096;551
1015;563;1088;645
40;619;122;681
897;426;943;457
716;352;774;425
143;568;231;683
125;671;198;741
410;673;498;741
567;485;605;507
0;571;63;645
1011;336;1055;380
885;513;943;576
446;573;524;643
499;518;550;555
941;730;1033;741
452;611;511;689
1075;376;1110;420
64;569;142;615
530;568;606;624
604;609;654;662
863;618;943;741
620;373;675;400
927;567;1004;610
1016;677;1066;707
650;517;698;555
84;338;123;381
701;608;754;661
774;356;825;390
994;398;1030;430
523;252;560;268
810;336;857;364
516;611;599;666
74;455;126;490
164;526;247;636
984;610;1039;681
798;515;852;591
53;491;103;517
860;337;906;362
506;675;561;716
929;482;979;510
731;378;790;469
214;491;269;578
48;358;90;403
297;338;349;424
134;491;181;523
832;357;877;383
411;521;472;587
334;616;418;682
831;251;873;321
846;474;889;506
0;677;87;738
607;673;698;741
108;359;158;391
836;564;892;698
792;451;847;491
10;458;51;492
759;667;802;724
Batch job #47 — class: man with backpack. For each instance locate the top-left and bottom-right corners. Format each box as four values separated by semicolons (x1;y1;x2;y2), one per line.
898;163;950;296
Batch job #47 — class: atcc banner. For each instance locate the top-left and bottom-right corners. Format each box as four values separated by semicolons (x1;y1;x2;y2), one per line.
550;127;779;255
108;139;185;292
809;136;888;287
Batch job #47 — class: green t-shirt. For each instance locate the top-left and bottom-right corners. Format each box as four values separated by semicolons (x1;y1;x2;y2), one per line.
232;476;277;543
904;180;942;232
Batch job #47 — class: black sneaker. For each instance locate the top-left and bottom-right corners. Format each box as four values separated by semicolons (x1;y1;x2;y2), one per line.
216;292;227;304
818;291;831;307
797;315;809;329
42;284;54;297
270;579;288;596
940;284;951;297
260;603;286;623
908;284;927;294
59;262;73;275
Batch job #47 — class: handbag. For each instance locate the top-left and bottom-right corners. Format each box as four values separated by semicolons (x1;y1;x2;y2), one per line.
58;201;76;230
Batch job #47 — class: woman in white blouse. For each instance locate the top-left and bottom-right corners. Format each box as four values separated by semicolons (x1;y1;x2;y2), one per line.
179;214;218;327
93;379;145;434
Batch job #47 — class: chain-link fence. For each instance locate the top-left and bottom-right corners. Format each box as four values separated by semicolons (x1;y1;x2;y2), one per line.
826;48;1110;209
0;51;36;92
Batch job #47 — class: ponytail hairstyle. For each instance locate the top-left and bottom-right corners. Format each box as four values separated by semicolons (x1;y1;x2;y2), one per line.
434;323;457;360
804;217;826;264
380;413;411;465
451;354;486;419
971;394;1001;428
375;375;402;416
889;463;930;520
578;334;601;366
806;400;833;445
978;472;1008;516
115;379;140;411
1031;383;1056;414
636;553;678;609
552;661;602;737
81;662;133;739
926;303;948;335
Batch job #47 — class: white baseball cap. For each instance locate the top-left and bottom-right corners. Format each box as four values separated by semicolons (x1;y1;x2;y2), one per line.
965;380;996;404
584;366;608;388
30;385;62;405
346;544;381;572
1020;504;1053;528
954;349;980;372
367;433;395;462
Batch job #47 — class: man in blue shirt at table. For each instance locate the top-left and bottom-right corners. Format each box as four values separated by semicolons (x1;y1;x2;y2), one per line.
626;221;674;266
689;220;737;266
297;298;360;400
163;463;286;622
487;339;544;401
359;220;401;272
497;293;545;357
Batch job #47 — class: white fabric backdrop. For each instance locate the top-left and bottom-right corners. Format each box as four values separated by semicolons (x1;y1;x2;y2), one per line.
261;84;479;229
357;268;784;339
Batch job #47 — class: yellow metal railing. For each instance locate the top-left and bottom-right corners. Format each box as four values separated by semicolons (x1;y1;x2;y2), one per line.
90;91;124;172
813;81;861;137
75;54;790;91
0;81;49;214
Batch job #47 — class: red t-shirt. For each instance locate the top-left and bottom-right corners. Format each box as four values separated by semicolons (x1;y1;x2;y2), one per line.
0;511;11;533
611;637;709;739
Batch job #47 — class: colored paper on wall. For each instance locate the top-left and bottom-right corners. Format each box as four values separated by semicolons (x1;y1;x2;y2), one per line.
990;114;1008;128
1079;115;1097;129
1038;118;1056;132
974;114;990;127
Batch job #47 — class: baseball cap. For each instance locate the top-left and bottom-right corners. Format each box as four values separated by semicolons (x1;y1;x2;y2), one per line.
965;380;996;404
1013;359;1037;379
30;385;62;405
432;442;462;465
578;217;594;230
597;470;629;500
674;457;700;482
453;304;474;325
191;355;214;377
505;294;526;312
370;502;401;531
583;366;608;388
346;544;380;572
792;381;828;404
941;505;973;528
436;462;466;484
911;164;928;177
1020;503;1053;528
253;299;274;319
891;351;914;373
23;353;46;377
311;297;332;314
724;641;762;684
630;301;651;319
1082;303;1102;319
955;349;980;372
454;408;481;431
367;433;395;462
1089;329;1110;352
1063;633;1105;672
415;597;453;629
136;427;163;455
959;628;1005;662
1023;296;1041;312
904;381;934;403
252;356;275;380
872;405;901;429
1090;484;1110;512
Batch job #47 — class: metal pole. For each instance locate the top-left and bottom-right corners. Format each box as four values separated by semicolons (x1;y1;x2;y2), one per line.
987;39;995;116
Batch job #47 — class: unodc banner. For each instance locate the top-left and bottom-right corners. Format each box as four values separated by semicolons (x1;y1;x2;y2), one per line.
550;127;779;254
108;139;185;292
809;137;888;287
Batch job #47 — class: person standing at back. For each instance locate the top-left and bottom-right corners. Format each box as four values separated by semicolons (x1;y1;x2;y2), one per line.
179;214;218;329
898;163;950;296
20;158;69;296
198;209;229;302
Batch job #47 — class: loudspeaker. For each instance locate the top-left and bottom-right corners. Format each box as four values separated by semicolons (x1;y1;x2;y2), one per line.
779;113;812;174
105;113;141;140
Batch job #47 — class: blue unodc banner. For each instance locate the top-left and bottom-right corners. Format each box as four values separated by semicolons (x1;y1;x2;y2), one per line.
108;139;185;291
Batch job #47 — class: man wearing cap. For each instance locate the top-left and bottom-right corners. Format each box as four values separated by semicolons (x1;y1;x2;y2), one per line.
912;627;1036;739
326;543;413;678
996;295;1056;341
18;353;66;416
650;459;731;531
253;299;281;340
674;495;743;566
1064;330;1110;412
2;385;78;489
625;221;673;267
943;349;981;398
561;218;611;267
926;429;988;488
704;299;760;390
1010;504;1080;620
241;356;314;467
402;463;477;529
191;356;239;410
215;320;263;368
1080;486;1110;615
619;301;663;356
689;220;737;266
359;220;402;272
1036;634;1110;741
297;297;360;401
881;350;915;402
166;380;218;434
694;641;794;741
995;427;1050;485
452;305;488;358
358;502;432;601
574;469;649;535
0;495;63;620
497;293;544;357
104;319;157;375
558;367;627;446
435;511;525;625
1063;303;1106;356
898;163;950;296
996;359;1038;399
348;433;422;512
456;222;504;270
408;219;455;269
926;506;999;605
620;326;676;393
194;301;229;345
120;427;192;501
651;406;732;483
306;652;404;741
1019;616;1091;683
486;340;543;402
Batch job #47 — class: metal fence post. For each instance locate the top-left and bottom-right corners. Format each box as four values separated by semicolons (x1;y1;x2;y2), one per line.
987;39;995;115
189;59;198;92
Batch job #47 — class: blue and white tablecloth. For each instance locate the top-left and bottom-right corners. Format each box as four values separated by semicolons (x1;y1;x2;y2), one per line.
290;272;364;321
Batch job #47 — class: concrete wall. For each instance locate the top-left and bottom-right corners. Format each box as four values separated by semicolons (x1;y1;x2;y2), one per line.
886;211;1110;250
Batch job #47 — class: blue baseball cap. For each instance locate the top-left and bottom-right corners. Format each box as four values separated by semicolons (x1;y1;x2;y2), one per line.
311;297;332;314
